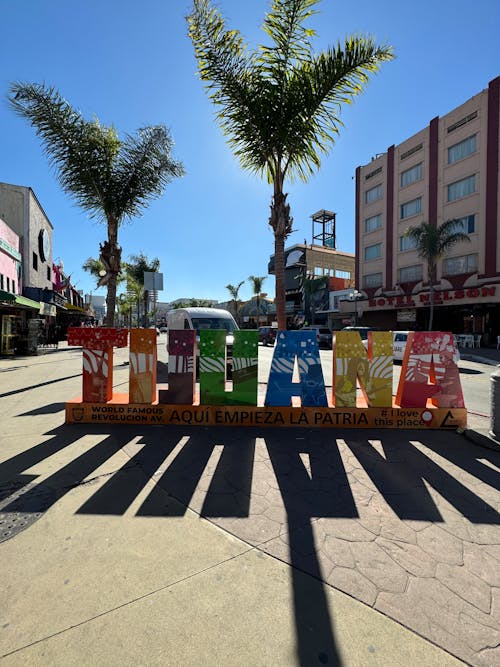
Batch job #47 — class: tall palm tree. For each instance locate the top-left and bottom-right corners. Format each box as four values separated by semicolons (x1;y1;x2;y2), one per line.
404;219;471;330
248;275;267;325
188;0;393;329
8;82;184;326
225;281;245;323
125;252;161;326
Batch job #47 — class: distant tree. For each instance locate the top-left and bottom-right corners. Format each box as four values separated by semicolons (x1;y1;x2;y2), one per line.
117;293;134;328
226;281;245;322
189;298;213;307
82;258;106;288
300;275;325;325
188;0;393;329
404;219;471;330
9;82;184;326
123;275;144;327
248;275;267;325
125;252;160;326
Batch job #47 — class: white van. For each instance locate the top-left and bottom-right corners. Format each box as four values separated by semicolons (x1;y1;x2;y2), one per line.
166;308;239;373
166;307;238;338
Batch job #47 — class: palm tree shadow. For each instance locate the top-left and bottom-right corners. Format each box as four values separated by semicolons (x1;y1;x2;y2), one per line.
262;432;357;667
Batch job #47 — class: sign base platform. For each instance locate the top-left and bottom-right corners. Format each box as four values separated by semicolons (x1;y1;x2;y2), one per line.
66;394;467;429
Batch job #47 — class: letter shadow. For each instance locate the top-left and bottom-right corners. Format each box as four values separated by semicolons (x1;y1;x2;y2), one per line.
136;428;255;518
1;425;134;515
345;432;500;524
263;431;356;667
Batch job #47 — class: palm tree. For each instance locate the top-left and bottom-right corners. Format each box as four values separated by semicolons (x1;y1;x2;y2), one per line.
225;281;245;323
8;82;184;326
123;275;144;327
188;0;393;329
404;219;471;330
125;252;161;326
248;275;267;326
301;274;325;325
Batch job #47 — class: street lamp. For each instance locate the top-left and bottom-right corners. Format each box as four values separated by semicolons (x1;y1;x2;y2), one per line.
351;290;363;326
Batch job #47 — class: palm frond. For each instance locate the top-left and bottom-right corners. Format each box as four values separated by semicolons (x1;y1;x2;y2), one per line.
113;126;184;220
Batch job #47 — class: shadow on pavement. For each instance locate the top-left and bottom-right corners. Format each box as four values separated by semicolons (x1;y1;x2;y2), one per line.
1;423;499;666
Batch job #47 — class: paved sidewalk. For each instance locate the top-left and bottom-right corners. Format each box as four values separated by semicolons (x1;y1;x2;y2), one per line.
0;346;499;666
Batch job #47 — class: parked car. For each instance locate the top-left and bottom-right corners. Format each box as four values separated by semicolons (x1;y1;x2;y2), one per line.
299;326;333;349
159;326;168;333
393;331;460;363
258;326;278;346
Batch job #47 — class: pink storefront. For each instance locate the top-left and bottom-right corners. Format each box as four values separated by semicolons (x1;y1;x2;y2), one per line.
0;217;21;295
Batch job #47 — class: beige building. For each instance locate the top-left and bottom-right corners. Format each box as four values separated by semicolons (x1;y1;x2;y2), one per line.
353;76;500;343
269;240;355;328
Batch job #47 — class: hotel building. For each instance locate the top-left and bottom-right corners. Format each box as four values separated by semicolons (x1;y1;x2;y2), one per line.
354;76;500;344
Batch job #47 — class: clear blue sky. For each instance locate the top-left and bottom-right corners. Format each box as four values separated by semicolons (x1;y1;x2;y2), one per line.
1;0;499;303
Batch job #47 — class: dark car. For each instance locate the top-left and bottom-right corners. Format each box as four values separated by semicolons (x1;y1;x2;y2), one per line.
341;326;379;348
300;326;333;349
258;326;278;346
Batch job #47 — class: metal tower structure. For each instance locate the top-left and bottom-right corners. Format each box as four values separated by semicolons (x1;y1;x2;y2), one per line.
311;209;336;249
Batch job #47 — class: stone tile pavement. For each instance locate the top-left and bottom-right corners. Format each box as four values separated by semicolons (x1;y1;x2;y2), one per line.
142;428;499;666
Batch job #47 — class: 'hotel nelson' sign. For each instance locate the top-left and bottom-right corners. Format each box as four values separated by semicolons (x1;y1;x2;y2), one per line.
368;285;496;309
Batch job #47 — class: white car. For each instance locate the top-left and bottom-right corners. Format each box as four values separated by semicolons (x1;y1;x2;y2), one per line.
393;331;460;363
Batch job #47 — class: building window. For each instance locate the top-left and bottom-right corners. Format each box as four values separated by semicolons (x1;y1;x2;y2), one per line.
448;135;476;164
364;214;382;233
365;184;382;204
400;143;423;161
443;253;478;275
335;270;351;279
47;266;51;281
12;281;15;294
365;166;382;180
364;243;382;261
0;274;3;290
33;252;38;271
399;235;418;251
363;272;383;288
6;277;10;292
401;163;422;188
447;175;476;202
400;197;422;219
450;214;475;234
398;264;423;282
447;111;477;134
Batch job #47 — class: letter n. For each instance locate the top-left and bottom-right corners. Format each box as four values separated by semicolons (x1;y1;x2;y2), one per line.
334;331;393;407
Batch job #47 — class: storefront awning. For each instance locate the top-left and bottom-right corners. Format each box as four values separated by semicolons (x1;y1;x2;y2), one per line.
64;303;87;313
0;290;41;310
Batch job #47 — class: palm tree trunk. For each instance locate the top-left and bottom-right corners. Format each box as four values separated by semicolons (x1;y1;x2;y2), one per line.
428;262;436;331
269;185;292;330
103;217;121;327
274;232;286;329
